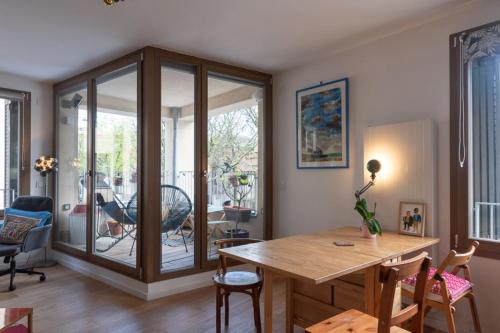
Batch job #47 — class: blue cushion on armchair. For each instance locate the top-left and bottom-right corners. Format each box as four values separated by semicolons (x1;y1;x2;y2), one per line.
4;208;52;227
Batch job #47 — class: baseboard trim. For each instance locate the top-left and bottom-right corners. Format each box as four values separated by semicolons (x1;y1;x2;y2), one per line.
52;250;217;300
53;250;148;299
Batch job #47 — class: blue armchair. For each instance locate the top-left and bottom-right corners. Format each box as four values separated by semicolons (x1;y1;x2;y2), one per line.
0;196;53;291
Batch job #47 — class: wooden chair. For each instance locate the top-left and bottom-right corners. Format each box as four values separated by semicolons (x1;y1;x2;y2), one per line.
306;252;431;333
402;241;481;333
213;238;263;333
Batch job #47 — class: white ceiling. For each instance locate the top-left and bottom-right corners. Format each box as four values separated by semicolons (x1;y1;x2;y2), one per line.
0;0;469;82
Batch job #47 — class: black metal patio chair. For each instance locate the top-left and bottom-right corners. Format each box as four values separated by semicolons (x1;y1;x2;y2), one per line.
96;192;137;256
161;185;192;253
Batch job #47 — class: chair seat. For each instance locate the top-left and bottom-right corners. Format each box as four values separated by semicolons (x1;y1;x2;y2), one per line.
305;309;409;333
402;267;472;303
0;243;21;257
2;324;28;333
213;271;262;288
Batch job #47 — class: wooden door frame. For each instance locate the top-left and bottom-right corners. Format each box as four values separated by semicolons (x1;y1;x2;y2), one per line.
53;50;143;279
199;62;273;271
53;46;273;282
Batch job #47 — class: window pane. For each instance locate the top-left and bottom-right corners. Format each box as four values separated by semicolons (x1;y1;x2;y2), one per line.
0;98;20;208
94;65;138;267
206;75;264;260
55;85;88;250
160;64;196;272
470;56;500;241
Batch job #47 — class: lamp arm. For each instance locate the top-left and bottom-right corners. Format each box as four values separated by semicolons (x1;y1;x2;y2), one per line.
355;181;374;200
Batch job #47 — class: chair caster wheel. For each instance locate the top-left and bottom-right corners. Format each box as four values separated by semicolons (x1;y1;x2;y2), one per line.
9;285;16;291
40;275;46;282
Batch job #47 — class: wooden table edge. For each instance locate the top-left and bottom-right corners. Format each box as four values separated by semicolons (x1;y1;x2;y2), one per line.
218;237;439;285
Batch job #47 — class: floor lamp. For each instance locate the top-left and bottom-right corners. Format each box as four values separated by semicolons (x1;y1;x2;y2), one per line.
33;155;58;267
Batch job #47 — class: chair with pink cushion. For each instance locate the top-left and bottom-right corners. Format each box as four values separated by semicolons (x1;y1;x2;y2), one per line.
2;324;28;333
402;241;481;333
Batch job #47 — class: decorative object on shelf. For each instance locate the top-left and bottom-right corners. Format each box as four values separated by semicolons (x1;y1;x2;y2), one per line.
33;156;58;196
296;78;349;169
398;202;426;237
354;159;382;238
222;172;252;238
104;0;125;6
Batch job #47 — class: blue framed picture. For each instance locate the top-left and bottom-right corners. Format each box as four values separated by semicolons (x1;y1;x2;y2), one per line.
296;78;349;169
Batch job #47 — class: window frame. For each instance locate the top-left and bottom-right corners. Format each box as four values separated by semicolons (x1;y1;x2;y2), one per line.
0;87;31;207
53;47;273;282
450;20;500;259
52;51;143;279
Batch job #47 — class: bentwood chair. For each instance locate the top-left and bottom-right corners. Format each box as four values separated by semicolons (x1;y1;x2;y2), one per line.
306;252;431;333
213;238;263;333
402;241;481;333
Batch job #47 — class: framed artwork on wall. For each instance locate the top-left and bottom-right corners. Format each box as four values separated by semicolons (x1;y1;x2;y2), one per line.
398;202;426;237
296;78;349;169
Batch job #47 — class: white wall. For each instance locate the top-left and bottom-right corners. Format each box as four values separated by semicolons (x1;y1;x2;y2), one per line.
0;71;53;264
273;0;500;332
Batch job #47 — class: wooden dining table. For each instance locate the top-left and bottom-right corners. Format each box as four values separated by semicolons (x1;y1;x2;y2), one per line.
218;227;439;332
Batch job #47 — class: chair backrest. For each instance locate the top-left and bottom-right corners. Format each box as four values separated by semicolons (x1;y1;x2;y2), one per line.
11;196;54;224
126;193;138;221
435;241;479;280
96;193;106;207
215;238;262;275
160;185;192;232
96;192;136;225
378;252;431;333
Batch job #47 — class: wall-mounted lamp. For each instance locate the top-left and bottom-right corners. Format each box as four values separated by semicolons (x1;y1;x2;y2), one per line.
355;159;381;199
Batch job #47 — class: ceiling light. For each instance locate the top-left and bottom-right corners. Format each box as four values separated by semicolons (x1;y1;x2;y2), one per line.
104;0;125;6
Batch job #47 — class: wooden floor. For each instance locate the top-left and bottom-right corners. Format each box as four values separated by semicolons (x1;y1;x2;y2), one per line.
0;265;445;333
0;265;290;333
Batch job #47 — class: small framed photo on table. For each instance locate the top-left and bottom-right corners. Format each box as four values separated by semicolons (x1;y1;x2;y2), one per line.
399;202;425;237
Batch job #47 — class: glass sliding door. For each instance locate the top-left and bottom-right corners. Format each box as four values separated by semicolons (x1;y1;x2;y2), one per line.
55;84;88;250
94;64;138;267
53;48;271;282
160;63;196;272
206;74;265;260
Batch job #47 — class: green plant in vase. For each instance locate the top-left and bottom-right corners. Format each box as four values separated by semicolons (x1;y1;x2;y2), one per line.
354;198;382;237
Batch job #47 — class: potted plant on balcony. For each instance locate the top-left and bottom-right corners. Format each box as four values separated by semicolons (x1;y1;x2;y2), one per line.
222;172;253;238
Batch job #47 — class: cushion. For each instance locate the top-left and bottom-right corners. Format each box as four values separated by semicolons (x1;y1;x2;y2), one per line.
402;267;472;302
4;208;52;226
0;243;22;256
2;325;28;333
0;214;40;244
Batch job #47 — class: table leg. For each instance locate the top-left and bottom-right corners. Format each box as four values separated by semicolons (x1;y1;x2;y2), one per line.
286;278;294;333
365;265;381;316
27;310;33;333
263;269;273;333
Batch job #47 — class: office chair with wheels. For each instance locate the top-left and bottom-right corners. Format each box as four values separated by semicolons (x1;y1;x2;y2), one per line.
0;196;53;291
